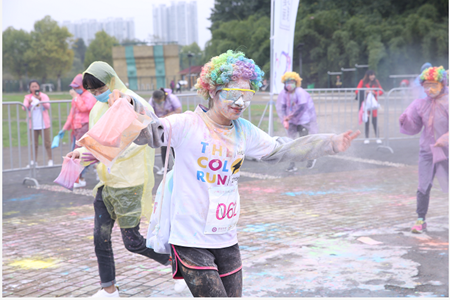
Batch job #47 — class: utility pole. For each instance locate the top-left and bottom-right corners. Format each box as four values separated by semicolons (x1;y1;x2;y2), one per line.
187;52;194;89
268;0;275;136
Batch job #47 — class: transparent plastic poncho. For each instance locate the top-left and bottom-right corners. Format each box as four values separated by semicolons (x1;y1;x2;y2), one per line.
77;61;156;228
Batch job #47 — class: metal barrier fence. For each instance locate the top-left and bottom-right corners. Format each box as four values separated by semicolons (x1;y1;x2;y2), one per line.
3;102;32;173
3;88;421;184
176;94;205;112
254;88;420;154
3;100;73;186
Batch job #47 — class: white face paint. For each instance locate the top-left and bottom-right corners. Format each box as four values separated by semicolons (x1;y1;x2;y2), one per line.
285;80;296;92
423;81;443;98
209;79;251;124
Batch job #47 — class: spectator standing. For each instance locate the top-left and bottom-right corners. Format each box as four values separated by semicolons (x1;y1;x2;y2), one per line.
59;74;97;187
355;70;384;144
400;79;410;87
170;79;175;93
276;72;319;171
23;80;53;167
149;88;182;175
336;75;342;88
176;81;182;93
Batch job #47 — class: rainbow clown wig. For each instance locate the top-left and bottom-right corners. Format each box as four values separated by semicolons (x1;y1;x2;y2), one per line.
420;66;447;86
195;50;264;100
281;72;302;87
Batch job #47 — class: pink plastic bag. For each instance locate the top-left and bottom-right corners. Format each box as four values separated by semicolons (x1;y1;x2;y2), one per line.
77;95;152;170
54;156;85;191
87;97;137;147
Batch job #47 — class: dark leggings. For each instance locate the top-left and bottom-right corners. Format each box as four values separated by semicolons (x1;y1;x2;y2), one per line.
94;186;170;287
365;115;378;138
417;184;432;220
161;146;175;168
178;263;243;297
359;97;378;138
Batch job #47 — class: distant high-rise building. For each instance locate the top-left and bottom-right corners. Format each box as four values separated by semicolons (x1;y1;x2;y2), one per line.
60;18;135;45
152;1;198;46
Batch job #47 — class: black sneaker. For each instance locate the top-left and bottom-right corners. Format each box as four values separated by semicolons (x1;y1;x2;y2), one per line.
306;159;316;169
286;166;298;172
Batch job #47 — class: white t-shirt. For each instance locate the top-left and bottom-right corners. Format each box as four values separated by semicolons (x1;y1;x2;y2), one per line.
30;96;45;130
159;105;277;248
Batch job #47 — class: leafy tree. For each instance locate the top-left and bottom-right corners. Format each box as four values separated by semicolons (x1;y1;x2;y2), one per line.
204;15;271;75
27;16;74;91
121;38;147;46
180;42;205;70
65;38;87;79
84;31;119;69
73;38;87;63
206;0;448;88
2;27;32;92
293;2;448;88
209;0;271;31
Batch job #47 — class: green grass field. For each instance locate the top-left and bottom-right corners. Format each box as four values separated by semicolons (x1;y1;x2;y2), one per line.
2;93;277;148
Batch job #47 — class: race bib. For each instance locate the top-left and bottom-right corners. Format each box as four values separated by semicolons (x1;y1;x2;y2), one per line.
204;185;240;235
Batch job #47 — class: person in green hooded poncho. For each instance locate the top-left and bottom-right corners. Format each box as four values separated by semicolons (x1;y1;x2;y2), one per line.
67;62;170;297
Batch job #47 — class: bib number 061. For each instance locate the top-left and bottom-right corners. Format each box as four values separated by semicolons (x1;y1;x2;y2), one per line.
216;202;237;220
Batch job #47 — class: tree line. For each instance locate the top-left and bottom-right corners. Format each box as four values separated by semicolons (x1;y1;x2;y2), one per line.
4;2;448;92
3;16;119;92
204;0;448;89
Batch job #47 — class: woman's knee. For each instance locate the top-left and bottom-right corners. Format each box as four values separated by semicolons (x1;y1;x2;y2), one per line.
124;240;142;253
222;269;243;297
122;230;144;253
94;223;113;245
181;266;227;297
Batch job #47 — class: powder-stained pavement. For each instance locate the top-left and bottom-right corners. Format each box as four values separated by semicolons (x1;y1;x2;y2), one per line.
2;139;449;297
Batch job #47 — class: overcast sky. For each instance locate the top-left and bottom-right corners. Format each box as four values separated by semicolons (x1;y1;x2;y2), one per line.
2;0;214;49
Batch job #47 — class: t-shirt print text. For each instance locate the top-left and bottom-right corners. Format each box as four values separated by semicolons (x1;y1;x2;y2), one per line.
196;141;243;186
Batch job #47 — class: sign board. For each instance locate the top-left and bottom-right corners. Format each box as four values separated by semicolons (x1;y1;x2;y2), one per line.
271;0;300;94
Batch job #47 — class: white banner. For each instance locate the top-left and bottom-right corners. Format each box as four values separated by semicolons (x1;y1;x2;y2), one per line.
271;0;300;94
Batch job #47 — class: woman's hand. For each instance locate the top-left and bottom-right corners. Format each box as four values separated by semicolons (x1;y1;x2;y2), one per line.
66;150;80;159
434;133;449;148
332;130;361;152
81;153;99;164
108;89;133;107
399;114;407;124
69;89;77;98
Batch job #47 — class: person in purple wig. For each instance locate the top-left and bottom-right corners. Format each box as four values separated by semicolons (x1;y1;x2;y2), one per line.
130;50;360;297
399;66;449;234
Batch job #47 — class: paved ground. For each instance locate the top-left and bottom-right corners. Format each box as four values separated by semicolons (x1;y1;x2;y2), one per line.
2;138;449;297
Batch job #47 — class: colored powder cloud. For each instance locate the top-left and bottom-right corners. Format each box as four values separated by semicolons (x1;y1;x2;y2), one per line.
9;259;58;269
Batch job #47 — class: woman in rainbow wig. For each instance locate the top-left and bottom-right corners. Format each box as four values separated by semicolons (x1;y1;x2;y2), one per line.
399;66;448;234
276;71;319;171
133;50;360;297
